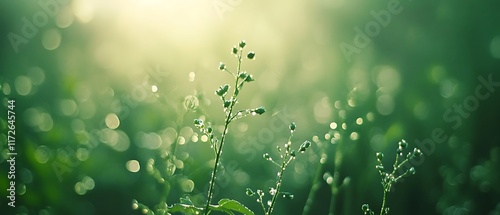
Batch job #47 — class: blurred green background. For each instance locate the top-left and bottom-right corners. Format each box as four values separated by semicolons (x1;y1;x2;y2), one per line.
1;0;499;214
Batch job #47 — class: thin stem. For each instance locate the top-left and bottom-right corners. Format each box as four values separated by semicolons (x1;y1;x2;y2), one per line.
267;156;287;215
258;194;266;213
266;132;293;215
204;51;243;215
379;189;388;215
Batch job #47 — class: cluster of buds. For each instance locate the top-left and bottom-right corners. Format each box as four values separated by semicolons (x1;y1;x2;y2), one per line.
247;122;311;214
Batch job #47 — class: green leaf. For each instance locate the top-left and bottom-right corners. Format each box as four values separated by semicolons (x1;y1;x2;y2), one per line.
168;203;203;214
217;199;255;215
179;196;193;205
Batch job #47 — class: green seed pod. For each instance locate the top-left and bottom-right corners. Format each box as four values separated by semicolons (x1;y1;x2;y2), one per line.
194;119;203;126
376;152;384;161
239;40;246;49
245;188;255;196
223;100;231;108
247;51;255;60
414;148;422;157
409;167;416;175
256;189;264;197
299;140;311;152
219;62;226;70
245;75;255;82
396;146;403;154
216;84;230;97
263;153;271;160
290;150;296;157
207;127;213;133
232;46;238;54
238;71;248;79
361;204;370;212
289;122;296;131
399;139;408;149
376;165;385;172
254;106;266;115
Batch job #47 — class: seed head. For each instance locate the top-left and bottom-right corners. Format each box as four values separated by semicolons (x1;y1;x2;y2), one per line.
247;51;255;60
219;62;226;70
239;41;246;49
254;106;266;115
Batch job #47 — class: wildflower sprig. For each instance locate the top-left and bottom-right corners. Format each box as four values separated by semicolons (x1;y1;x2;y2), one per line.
362;139;422;215
194;40;265;215
246;122;311;215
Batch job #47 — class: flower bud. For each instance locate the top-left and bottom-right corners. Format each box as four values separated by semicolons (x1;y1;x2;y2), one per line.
247;51;255;60
232;46;238;54
289;122;296;131
263;153;271;160
376;165;385;172
362;204;370;212
244;75;255;82
223;100;231;108
254;106;266;115
239;41;246;48
245;188;255;196
413;148;422;157
299;140;311;152
194;119;203;126
238;71;248;79
399;139;408;149
396;146;403;154
409;167;416;175
376;152;384;161
219;62;226;70
216;84;230;97
290;150;296;157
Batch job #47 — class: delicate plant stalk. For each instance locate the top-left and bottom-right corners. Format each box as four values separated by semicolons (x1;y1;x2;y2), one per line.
247;123;310;215
204;98;237;213
204;61;240;215
267;134;293;215
203;41;263;214
362;140;421;215
379;189;387;215
267;157;286;214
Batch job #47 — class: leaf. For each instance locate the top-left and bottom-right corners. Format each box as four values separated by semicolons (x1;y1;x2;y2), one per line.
217;199;255;215
168;203;203;214
180;196;194;205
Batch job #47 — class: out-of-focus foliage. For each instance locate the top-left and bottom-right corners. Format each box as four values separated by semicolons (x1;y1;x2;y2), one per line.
0;0;499;214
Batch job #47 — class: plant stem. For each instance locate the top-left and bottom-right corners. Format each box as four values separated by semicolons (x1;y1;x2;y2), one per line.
203;114;230;214
204;51;243;215
267;154;287;215
379;189;388;215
